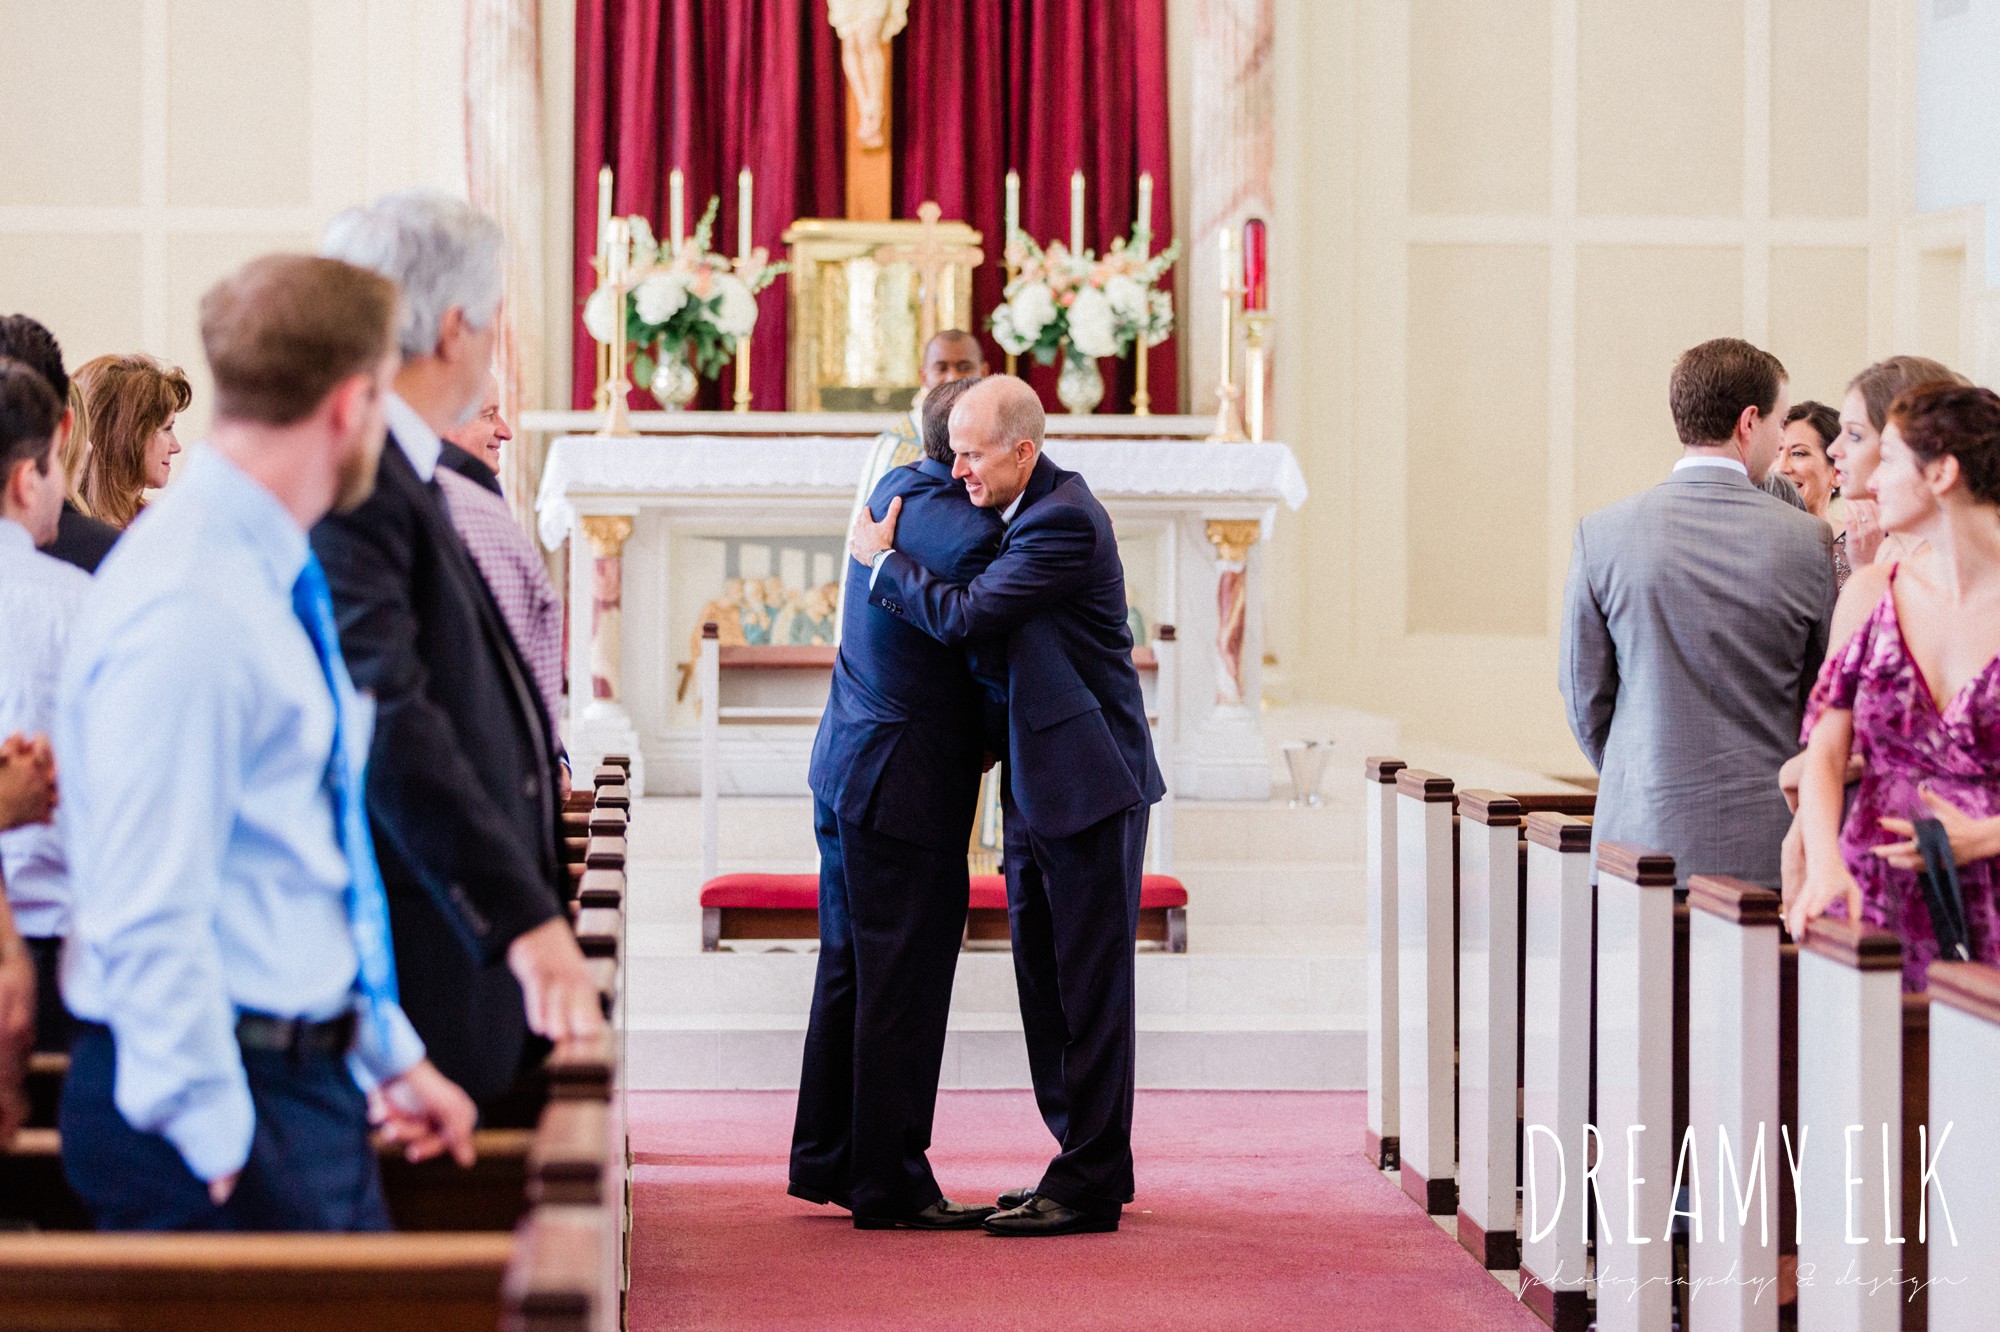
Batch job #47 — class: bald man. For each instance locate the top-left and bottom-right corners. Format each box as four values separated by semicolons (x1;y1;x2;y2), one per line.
842;331;988;587
850;376;1163;1236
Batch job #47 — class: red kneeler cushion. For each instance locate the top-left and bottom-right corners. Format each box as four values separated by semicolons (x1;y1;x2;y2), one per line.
699;872;1187;910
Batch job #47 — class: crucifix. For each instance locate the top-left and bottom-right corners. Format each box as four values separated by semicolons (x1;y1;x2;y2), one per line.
874;202;985;350
829;0;907;221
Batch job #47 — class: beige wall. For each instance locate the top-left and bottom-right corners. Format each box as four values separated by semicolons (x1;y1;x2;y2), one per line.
0;0;467;444
1263;0;1933;775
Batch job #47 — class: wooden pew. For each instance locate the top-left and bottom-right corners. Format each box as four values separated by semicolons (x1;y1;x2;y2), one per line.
1685;876;1784;1332
1518;811;1593;1332
1926;961;2000;1332
1591;843;1679;1332
1795;918;1911;1332
0;782;633;1332
1362;757;1406;1172
1454;788;1521;1267
1394;767;1456;1214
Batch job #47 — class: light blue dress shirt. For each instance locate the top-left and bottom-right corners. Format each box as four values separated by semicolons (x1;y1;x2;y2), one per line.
56;447;425;1183
0;517;89;938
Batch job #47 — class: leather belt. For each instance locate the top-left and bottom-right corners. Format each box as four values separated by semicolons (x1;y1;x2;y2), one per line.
234;1010;356;1057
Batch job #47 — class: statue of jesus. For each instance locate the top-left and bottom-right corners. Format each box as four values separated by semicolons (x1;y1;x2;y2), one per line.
828;0;908;150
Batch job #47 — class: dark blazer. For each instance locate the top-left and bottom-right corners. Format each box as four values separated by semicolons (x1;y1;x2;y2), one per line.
311;436;563;1099
810;458;1003;852
45;501;118;573
438;440;504;495
868;453;1163;840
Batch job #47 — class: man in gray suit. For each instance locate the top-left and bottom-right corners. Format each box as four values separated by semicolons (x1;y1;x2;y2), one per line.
1561;338;1834;889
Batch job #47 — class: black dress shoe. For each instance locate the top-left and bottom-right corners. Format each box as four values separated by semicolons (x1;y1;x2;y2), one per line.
788;1181;852;1210
998;1185;1133;1209
983;1194;1121;1236
853;1197;998;1230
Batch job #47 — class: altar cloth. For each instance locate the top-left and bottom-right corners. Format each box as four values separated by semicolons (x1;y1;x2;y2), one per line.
535;435;1308;549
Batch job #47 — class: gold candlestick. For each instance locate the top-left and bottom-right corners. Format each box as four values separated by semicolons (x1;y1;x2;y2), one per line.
1132;338;1151;416
588;251;612;413
598;218;635;437
1243;311;1270;442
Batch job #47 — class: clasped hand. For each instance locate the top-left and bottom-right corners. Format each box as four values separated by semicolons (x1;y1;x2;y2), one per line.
849;495;901;567
1873;783;2000;871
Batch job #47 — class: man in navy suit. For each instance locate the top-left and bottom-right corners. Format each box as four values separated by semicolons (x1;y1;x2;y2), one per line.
851;375;1164;1236
789;376;1003;1230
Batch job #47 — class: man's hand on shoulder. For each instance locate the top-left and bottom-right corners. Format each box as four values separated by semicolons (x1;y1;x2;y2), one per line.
849;495;901;567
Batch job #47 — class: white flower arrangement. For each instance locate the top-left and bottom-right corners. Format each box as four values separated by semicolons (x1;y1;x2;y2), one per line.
586;199;785;388
989;229;1179;365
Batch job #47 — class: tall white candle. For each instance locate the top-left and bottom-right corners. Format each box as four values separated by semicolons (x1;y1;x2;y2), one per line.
1070;170;1085;252
1216;224;1235;387
597;164;613;261
1135;171;1153;255
669;168;685;255
608;218;630;285
737;168;753;261
1004;169;1020;243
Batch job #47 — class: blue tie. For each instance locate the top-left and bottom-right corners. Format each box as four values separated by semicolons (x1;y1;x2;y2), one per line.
291;551;402;1049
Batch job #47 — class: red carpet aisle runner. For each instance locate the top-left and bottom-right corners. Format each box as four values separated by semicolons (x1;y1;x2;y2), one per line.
626;1090;1545;1331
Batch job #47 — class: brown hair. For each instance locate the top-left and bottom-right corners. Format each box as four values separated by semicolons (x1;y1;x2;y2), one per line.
1885;382;2000;508
1847;356;1968;433
1669;339;1787;447
199;254;399;429
0;357;62;482
920;375;984;465
75;354;192;528
1785;401;1841;457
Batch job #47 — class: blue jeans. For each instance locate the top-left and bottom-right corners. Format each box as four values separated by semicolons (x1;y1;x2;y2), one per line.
60;1022;391;1231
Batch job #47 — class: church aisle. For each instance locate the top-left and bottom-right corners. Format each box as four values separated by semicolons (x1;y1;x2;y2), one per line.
626;1089;1543;1330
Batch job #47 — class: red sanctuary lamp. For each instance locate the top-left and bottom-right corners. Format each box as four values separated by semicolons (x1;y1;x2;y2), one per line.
1240;217;1270;441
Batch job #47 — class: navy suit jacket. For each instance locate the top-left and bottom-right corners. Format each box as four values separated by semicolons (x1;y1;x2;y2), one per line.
809;457;1005;852
869;453;1164;840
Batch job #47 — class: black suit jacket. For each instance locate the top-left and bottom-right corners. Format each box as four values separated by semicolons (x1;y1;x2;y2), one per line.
45;501;118;573
809;458;1003;852
310;435;563;1100
438;440;503;495
869;454;1164;840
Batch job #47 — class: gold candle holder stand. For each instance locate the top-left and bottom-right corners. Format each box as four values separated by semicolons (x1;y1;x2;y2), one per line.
596;220;636;437
1132;336;1152;417
732;333;754;412
1242;311;1270;443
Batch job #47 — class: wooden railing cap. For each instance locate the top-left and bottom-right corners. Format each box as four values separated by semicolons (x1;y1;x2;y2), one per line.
1524;811;1591;851
1510;791;1598;817
1926;959;2000;1024
1799;915;1903;971
1364;755;1406;783
1596;841;1676;887
1395;768;1454;802
1687;875;1782;926
1457;789;1521;826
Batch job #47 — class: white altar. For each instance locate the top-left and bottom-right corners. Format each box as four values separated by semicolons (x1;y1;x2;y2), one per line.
529;414;1306;801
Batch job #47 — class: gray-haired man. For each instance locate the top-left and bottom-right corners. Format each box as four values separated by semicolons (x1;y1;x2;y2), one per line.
314;191;602;1116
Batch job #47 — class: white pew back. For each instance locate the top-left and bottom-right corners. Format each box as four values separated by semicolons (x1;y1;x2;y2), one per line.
1456;790;1522;1269
1395;768;1457;1214
1363;757;1407;1170
1926;961;2000;1332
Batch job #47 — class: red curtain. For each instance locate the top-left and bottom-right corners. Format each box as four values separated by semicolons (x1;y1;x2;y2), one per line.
900;1;1177;414
572;0;844;410
573;1;1175;415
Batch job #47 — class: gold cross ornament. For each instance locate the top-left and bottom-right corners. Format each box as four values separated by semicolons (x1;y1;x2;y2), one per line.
874;202;985;350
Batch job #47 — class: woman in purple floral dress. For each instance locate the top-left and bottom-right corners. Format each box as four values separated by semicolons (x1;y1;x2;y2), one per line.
1793;382;2000;990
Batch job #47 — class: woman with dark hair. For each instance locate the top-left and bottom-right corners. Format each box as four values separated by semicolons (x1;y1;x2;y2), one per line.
1789;382;2000;988
1779;400;1845;581
73;354;190;530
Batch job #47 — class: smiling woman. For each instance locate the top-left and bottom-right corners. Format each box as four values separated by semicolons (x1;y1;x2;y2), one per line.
73;353;191;531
